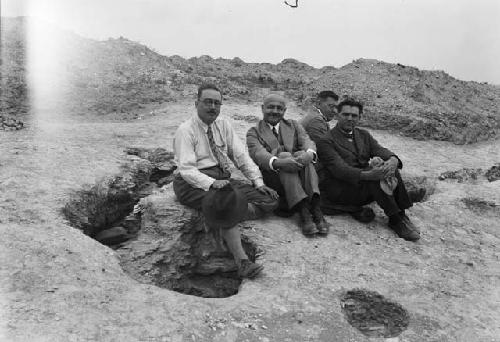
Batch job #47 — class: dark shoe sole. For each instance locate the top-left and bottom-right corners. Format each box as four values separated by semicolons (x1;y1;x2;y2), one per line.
315;220;330;236
302;228;319;236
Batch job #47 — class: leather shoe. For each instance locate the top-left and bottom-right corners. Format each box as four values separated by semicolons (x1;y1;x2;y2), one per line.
310;201;330;235
299;205;318;236
237;259;264;279
315;217;330;235
388;220;420;242
401;214;420;233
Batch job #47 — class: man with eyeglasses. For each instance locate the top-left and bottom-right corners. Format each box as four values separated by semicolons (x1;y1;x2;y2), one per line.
173;84;279;279
246;94;330;237
316;97;421;242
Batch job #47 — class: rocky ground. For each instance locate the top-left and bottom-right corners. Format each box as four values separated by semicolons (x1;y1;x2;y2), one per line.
1;101;499;341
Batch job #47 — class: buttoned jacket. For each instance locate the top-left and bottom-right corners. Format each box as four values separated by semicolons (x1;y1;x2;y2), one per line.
316;125;402;186
247;118;316;172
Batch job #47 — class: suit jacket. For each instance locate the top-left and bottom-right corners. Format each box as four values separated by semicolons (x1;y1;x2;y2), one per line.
316;124;402;186
247;118;316;171
299;110;330;145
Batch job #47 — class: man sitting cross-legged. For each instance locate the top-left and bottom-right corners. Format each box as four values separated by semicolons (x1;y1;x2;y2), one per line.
316;97;421;242
173;84;279;279
246;94;330;236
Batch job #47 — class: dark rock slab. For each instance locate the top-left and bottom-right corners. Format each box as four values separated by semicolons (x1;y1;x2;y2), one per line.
117;184;252;298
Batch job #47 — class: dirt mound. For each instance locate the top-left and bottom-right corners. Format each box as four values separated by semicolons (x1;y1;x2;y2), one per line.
306;59;500;144
0;17;29;117
2;18;499;145
485;163;500;182
438;164;500;183
461;197;499;215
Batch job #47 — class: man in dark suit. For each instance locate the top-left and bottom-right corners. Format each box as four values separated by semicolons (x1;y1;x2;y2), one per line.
316;98;420;241
247;94;330;236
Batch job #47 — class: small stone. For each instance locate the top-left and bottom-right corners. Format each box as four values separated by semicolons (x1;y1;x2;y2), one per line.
94;226;129;245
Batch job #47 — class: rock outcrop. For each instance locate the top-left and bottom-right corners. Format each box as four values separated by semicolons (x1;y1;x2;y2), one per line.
118;184;257;298
62;147;176;240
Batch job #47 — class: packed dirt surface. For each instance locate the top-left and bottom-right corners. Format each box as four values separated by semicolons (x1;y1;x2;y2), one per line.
1;100;499;342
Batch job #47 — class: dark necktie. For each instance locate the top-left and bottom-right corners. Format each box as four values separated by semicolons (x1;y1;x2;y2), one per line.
272;126;279;140
207;125;231;172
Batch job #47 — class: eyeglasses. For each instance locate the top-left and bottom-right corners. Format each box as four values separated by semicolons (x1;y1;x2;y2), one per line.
201;99;222;107
265;104;285;111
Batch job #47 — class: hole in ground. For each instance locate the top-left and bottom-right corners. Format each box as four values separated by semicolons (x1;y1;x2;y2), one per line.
340;289;410;338
162;235;259;298
63;147;261;298
62;147;176;247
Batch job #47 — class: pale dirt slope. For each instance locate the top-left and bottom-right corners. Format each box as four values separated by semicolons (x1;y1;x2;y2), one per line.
1;101;499;342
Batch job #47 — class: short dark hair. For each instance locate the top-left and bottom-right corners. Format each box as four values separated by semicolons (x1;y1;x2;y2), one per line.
197;83;221;100
317;90;339;102
337;97;364;114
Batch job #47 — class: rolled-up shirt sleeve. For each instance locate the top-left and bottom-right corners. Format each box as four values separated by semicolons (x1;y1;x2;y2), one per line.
174;126;216;191
226;123;264;188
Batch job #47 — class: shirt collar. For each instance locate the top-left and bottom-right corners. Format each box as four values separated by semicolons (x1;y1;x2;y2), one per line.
335;123;354;139
267;122;280;131
194;114;213;132
315;107;328;122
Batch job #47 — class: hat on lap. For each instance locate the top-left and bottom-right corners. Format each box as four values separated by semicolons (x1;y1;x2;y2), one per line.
202;184;248;229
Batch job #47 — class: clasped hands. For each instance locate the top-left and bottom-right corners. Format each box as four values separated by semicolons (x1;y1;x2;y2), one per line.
272;150;314;173
364;156;398;181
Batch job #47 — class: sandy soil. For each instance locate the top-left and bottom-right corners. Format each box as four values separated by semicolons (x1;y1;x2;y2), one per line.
1;100;499;342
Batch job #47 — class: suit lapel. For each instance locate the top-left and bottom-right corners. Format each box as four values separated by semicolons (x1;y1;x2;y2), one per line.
352;128;365;157
280;119;294;152
331;125;357;154
258;120;280;152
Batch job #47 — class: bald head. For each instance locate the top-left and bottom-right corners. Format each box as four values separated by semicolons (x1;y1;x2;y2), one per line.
261;94;287;126
263;93;287;106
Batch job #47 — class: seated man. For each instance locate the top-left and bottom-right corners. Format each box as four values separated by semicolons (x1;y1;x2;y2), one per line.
300;90;339;144
246;94;330;236
173;83;279;279
316;97;421;242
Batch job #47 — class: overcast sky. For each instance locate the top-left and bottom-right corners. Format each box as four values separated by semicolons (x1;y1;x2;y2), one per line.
3;0;500;84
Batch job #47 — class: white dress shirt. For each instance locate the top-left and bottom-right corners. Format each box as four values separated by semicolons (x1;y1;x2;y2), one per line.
174;114;265;191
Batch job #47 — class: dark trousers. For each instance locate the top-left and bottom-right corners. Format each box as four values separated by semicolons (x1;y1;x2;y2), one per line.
173;166;278;213
320;170;411;217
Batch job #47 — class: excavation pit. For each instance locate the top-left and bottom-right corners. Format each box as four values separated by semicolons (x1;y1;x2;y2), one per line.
116;189;261;298
340;289;410;338
63;147;261;298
